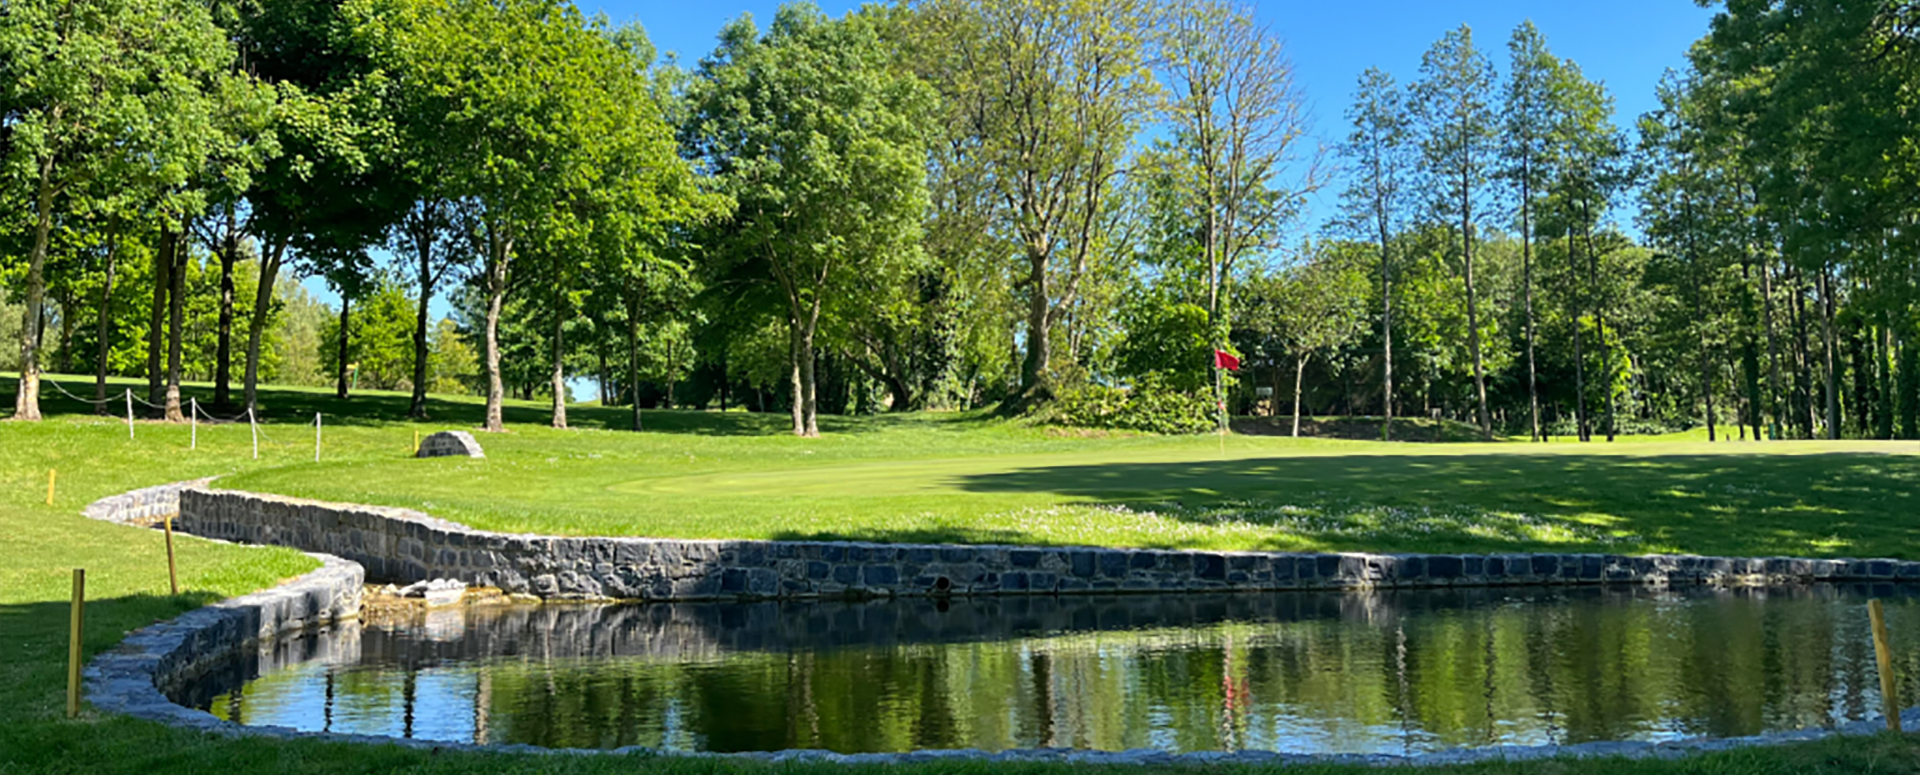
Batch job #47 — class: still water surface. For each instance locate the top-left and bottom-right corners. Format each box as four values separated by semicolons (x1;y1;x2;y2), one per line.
178;585;1920;754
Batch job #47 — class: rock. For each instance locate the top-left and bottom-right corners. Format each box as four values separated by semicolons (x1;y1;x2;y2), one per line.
416;431;485;459
398;578;467;607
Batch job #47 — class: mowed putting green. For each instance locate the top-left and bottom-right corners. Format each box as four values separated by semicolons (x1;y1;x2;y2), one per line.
224;411;1920;559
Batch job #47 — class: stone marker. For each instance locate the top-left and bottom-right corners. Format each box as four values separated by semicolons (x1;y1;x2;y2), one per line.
416;430;485;459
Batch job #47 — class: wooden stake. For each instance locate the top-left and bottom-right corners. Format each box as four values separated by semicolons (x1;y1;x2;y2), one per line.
124;389;134;440
67;568;85;719
1870;599;1902;732
314;412;322;462
249;407;258;460
164;516;179;595
190;397;197;450
413;429;420;455
46;469;55;506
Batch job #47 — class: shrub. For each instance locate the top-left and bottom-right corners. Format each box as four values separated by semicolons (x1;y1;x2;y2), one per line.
1049;372;1216;435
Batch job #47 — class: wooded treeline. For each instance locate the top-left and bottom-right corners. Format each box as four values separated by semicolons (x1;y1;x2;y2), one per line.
3;0;1914;439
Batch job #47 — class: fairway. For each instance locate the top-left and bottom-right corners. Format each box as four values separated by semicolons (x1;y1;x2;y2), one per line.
218;407;1920;559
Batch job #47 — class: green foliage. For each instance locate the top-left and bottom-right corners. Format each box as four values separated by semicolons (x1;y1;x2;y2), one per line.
319;277;415;390
686;4;933;435
1050;372;1215;435
1114;294;1213;393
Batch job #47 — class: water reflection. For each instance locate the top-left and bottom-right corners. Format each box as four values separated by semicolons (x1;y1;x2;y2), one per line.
178;584;1920;755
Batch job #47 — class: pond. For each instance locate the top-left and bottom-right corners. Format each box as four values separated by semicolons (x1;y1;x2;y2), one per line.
174;584;1920;755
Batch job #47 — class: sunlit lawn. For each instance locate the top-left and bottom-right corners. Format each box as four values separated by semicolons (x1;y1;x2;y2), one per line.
6;374;1920;774
202;387;1920;560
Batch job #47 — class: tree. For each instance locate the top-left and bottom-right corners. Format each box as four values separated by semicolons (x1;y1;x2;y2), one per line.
393;199;469;418
1155;0;1318;331
914;0;1153;406
687;5;932;437
1413;24;1498;439
1337;67;1412;439
1;0;247;420
234;0;404;414
358;0;660;431
1245;244;1369;436
1551;59;1632;441
1500;21;1560;442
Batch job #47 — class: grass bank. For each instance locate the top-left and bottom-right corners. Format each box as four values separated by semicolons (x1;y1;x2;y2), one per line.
4;376;1920;773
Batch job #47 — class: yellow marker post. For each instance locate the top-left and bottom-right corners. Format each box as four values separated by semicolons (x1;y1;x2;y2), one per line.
164;517;179;596
1870;599;1902;732
67;568;85;719
46;469;56;506
413;430;420;455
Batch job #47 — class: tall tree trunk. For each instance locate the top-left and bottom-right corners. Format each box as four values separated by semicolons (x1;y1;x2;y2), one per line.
1520;174;1540;442
1568;224;1589;442
1291;352;1308;438
1462;191;1489;439
481;228;511;433
243;240;284;413
335;296;351;400
1789;268;1816;438
164;225;187;423
1819;267;1839;439
800;298;822;437
213;207;238;409
147;227;173;410
1850;315;1872;437
595;340;609;407
57;285;75;375
549;306;567;429
1699;324;1717;442
1759;260;1785;440
788;316;806;436
1019;250;1052;406
625;277;642;432
1878;318;1896;439
92;234;120;415
1737;264;1763;440
12;157;54;421
1378;211;1394;441
663;344;676;410
1582;205;1614;442
409;221;434;420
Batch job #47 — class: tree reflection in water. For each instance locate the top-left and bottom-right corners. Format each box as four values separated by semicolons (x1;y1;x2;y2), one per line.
180;584;1920;755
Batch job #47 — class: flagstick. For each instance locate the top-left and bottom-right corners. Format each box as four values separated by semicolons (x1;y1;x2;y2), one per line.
1214;357;1226;457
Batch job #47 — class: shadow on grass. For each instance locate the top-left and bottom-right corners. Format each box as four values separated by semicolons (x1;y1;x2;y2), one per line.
0;592;224;713
928;452;1920;558
14;376;808;435
1230;415;1491;443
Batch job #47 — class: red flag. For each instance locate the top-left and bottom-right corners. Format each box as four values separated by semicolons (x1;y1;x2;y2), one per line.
1213;349;1241;371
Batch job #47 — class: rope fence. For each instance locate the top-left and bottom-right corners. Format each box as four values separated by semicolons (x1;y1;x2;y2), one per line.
39;378;331;462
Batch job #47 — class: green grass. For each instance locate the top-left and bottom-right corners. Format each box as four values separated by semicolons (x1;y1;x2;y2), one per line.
6;374;1920;773
208;388;1920;560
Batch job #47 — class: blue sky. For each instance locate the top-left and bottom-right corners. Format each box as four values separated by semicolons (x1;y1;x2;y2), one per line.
629;0;1715;142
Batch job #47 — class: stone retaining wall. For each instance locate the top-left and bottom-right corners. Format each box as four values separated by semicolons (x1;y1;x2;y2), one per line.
178;486;1920;602
84;553;364;729
82;478;214;525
